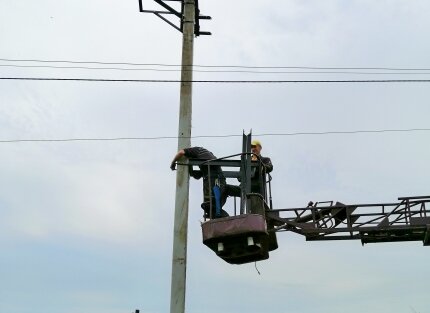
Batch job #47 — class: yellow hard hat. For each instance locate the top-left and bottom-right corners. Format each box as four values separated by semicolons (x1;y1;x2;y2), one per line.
251;140;262;147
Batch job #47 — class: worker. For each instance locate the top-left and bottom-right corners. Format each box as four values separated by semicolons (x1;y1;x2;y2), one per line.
170;147;229;218
250;139;273;195
224;139;273;199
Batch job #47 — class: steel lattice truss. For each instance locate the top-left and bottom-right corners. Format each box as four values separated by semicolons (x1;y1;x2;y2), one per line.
266;196;430;245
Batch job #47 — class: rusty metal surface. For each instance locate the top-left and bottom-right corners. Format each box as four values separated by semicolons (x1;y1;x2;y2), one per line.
202;214;267;241
201;214;270;264
267;196;430;245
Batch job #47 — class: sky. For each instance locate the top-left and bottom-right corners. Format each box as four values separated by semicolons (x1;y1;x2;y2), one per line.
0;1;430;313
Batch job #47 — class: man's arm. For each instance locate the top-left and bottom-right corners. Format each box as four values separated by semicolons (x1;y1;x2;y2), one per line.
170;149;186;170
262;157;273;173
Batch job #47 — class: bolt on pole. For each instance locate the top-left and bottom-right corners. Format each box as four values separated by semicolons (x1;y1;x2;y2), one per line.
170;1;195;313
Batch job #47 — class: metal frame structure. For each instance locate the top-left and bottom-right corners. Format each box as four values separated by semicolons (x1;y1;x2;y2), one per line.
177;133;429;265
185;134;430;247
184;133;279;264
185;133;272;217
266;196;430;245
138;0;211;36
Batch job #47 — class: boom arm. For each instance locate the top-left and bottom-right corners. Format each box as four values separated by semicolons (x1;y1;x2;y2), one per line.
266;196;430;245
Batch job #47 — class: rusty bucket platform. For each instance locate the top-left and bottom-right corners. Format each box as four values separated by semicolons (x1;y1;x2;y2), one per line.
201;213;270;264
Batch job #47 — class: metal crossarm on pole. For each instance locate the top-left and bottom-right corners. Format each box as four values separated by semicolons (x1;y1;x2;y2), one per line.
138;0;211;36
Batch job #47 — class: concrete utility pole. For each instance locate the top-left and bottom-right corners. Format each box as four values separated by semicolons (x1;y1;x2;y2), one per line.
170;1;195;313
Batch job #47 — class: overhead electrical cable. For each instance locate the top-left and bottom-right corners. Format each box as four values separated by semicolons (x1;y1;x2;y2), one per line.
2;77;430;83
1;58;430;71
2;64;430;75
1;128;429;143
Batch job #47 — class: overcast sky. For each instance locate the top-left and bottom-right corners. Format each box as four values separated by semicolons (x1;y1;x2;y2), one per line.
1;1;430;313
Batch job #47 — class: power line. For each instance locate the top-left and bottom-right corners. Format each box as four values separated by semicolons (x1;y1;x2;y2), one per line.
1;128;429;143
0;58;182;68
2;77;430;83
0;64;183;72
2;64;430;75
1;58;430;71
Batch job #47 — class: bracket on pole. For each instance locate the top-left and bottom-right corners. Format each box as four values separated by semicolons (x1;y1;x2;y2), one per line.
138;0;212;36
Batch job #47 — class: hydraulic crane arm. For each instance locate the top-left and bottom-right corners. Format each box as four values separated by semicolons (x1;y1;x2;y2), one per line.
266;196;430;246
178;133;429;264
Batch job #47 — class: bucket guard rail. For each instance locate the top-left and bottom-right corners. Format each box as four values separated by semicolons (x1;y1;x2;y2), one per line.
184;132;278;264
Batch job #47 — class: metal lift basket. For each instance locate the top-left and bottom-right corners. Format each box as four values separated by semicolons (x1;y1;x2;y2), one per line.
202;213;270;264
177;132;430;268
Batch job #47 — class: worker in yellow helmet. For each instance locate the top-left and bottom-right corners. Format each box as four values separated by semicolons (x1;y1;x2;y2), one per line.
250;139;273;194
